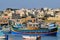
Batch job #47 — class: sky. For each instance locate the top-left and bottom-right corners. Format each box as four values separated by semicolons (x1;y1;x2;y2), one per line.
0;0;60;10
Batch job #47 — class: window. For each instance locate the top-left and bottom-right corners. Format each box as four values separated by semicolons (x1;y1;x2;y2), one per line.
39;18;41;19
28;20;32;22
17;20;20;22
12;14;20;19
4;14;8;16
36;24;38;27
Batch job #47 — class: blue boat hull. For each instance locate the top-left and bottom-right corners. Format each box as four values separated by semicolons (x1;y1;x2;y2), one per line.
11;28;57;36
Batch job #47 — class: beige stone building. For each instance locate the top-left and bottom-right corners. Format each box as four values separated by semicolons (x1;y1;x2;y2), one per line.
16;10;25;17
26;16;36;23
47;10;54;16
37;11;45;18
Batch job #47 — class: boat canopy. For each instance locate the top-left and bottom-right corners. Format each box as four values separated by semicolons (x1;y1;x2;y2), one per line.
49;24;55;27
14;24;24;28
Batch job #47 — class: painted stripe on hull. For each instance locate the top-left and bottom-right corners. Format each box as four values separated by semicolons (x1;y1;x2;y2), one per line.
11;31;57;36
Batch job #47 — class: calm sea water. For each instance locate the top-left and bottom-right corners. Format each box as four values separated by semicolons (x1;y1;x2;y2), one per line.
8;35;58;40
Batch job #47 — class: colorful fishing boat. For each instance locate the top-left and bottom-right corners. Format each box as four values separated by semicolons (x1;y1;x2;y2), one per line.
11;22;58;36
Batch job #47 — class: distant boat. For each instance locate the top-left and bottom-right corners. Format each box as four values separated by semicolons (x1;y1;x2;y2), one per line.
2;25;11;34
22;35;41;40
0;30;6;40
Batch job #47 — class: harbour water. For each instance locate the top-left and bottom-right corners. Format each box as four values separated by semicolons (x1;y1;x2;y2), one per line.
8;35;58;40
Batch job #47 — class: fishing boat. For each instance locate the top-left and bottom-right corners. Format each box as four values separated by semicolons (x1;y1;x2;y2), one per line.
2;26;11;34
11;22;58;36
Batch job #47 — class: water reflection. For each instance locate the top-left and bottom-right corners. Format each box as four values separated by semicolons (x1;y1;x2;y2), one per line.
41;36;57;40
8;35;58;40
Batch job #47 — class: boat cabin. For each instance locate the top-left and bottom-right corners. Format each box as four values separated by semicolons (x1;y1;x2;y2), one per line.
27;22;39;30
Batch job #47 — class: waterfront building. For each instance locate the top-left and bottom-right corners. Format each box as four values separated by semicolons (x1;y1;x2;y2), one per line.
0;18;8;25
37;11;45;19
26;16;36;23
